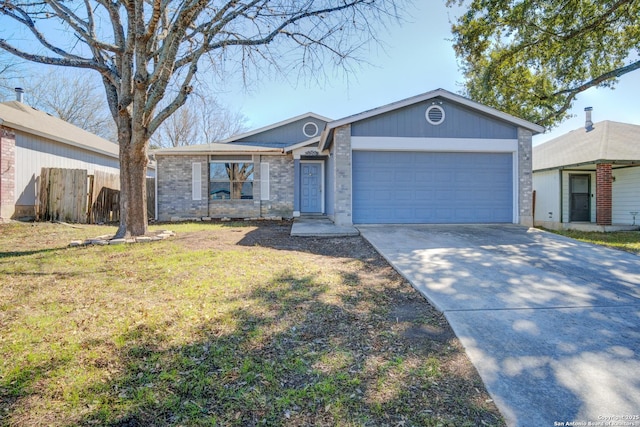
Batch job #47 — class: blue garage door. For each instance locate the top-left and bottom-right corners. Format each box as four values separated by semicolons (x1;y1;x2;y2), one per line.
353;151;513;224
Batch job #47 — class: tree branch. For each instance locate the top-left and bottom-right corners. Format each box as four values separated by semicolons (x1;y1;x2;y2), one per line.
539;59;640;125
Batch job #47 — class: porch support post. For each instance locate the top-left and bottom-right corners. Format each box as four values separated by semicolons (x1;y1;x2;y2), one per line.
596;163;612;226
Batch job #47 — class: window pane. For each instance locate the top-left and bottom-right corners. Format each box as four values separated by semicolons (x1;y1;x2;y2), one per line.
233;181;253;199
210;182;231;199
235;163;254;182
210;163;230;180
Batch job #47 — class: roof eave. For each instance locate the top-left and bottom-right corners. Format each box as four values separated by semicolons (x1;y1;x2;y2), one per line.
284;136;321;153
533;159;640;172
152;147;285;156
5;121;119;159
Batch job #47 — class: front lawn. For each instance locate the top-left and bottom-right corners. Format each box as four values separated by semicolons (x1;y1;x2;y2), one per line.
0;221;503;426
544;229;640;254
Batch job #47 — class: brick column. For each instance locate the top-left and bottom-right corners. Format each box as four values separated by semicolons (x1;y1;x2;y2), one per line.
517;127;533;227
596;163;612;226
0;127;16;222
333;124;353;226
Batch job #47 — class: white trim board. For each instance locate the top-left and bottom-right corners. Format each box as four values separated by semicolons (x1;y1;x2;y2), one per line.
351;137;518;152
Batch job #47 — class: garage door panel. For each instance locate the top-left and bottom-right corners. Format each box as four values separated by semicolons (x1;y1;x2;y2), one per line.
395;171;414;182
353;151;513;224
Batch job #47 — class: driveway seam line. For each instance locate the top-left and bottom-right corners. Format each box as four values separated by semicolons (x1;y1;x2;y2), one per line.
443;303;640;313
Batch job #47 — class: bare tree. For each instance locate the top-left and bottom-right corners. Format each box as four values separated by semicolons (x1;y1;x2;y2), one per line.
150;94;247;148
25;70;117;141
150;102;200;148
198;96;248;144
0;51;23;99
0;0;405;237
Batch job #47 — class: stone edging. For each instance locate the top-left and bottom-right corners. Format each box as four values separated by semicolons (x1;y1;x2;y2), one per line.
69;230;176;247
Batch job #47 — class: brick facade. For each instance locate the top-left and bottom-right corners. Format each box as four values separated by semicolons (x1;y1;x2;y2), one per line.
518;127;534;227
596;163;613;226
156;154;294;221
157;155;209;221
0;126;16;222
259;155;294;217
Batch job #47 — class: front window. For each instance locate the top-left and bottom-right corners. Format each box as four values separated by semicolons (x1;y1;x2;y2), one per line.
210;162;254;200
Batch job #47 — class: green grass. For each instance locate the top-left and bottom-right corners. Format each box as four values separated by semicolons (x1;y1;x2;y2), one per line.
0;221;503;426
543;228;640;254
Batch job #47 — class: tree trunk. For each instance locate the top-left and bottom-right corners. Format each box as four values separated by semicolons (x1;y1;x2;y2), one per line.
116;132;148;238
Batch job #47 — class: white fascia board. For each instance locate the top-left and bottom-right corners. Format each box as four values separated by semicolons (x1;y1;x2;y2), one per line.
351;137;518;152
155;150;284;156
284;136;321;153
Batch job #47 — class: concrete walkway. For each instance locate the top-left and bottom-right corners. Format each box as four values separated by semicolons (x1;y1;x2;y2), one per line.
359;224;640;427
290;216;359;237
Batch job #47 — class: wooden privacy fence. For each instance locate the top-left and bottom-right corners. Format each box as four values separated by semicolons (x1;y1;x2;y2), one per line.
89;170;121;224
38;168;88;223
38;167;155;224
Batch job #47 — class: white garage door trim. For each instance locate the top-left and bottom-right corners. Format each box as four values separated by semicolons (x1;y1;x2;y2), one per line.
351;137;520;224
351;136;518;153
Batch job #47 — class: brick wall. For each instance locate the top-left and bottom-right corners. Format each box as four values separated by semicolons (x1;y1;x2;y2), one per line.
596;163;612;226
259;155;294;217
518;127;533;227
156;155;209;221
0;127;16;221
332;124;353;226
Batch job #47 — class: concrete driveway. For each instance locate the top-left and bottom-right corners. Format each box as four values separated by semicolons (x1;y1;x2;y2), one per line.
358;225;640;427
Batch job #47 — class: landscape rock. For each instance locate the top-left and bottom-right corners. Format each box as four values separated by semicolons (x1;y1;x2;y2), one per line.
70;229;175;247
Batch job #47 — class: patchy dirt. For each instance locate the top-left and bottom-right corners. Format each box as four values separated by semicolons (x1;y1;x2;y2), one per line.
1;220;504;426
170;220;504;425
173;220;382;259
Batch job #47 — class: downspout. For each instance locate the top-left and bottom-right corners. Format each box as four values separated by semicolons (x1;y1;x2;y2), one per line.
153;154;158;221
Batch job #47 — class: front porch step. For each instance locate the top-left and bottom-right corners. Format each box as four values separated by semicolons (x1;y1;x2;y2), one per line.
291;217;359;237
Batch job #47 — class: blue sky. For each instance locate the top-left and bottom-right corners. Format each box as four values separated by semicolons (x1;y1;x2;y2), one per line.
215;2;640;146
2;2;638;145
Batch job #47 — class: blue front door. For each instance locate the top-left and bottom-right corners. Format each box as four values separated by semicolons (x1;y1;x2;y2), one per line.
301;163;322;213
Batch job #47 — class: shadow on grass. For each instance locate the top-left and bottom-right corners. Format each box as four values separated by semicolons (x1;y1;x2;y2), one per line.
0;222;503;426
0;247;68;259
66;270;502;427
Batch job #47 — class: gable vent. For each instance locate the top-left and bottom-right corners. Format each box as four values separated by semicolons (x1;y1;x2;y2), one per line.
303;121;319;138
425;105;445;125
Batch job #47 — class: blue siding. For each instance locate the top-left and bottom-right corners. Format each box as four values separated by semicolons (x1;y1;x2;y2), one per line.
351;98;517;139
353;151;513;224
236;117;327;145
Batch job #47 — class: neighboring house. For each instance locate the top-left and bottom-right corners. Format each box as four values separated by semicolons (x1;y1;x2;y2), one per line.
0;90;148;221
154;88;544;226
533;112;640;231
